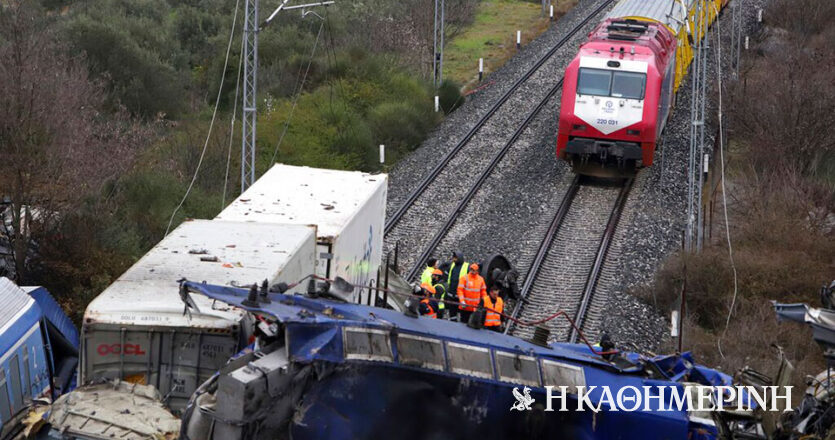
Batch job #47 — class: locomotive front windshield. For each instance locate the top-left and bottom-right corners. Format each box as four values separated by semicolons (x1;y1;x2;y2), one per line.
577;68;646;99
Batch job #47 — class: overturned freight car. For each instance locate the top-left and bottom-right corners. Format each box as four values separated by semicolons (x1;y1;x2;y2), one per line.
80;220;316;411
216;164;388;305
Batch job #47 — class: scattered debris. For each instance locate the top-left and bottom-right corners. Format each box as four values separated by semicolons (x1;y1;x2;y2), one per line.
772;280;835;439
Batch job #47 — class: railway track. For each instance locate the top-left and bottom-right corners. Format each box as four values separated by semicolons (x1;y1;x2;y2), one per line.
385;0;615;277
507;177;633;343
402;79;564;280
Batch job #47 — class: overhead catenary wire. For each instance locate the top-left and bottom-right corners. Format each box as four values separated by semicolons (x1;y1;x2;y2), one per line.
712;4;738;360
268;19;325;166
165;0;241;236
222;37;246;209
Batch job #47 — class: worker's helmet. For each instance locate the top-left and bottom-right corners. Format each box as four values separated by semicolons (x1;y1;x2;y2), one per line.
432;269;444;283
420;282;436;295
470;263;479;271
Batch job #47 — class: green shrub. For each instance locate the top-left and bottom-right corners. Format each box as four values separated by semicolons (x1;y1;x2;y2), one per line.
438;79;464;114
256;51;437;172
64;15;186;118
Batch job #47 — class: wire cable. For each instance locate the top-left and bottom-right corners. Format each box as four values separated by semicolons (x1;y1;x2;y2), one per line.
222;37;245;209
165;0;241;236
713;5;739;360
268;20;325;166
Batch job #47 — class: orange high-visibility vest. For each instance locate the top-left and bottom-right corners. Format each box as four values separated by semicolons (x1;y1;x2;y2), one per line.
483;295;503;327
420;298;437;319
457;273;486;311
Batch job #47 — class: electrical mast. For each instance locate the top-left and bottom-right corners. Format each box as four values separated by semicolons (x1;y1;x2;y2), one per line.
241;0;261;192
240;0;332;193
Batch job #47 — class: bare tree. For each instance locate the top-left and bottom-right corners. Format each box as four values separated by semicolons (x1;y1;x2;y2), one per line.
0;1;144;283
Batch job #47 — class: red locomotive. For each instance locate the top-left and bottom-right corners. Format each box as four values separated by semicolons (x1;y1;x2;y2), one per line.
557;17;677;176
556;0;729;176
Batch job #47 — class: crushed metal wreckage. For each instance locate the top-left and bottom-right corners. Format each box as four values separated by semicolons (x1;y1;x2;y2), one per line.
41;379;180;439
173;278;765;440
771;280;835;439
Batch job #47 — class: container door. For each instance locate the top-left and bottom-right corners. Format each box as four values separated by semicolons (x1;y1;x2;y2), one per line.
159;331;241;411
83;329;156;386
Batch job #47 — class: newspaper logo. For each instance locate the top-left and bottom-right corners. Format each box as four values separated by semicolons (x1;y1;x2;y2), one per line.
511;386;535;411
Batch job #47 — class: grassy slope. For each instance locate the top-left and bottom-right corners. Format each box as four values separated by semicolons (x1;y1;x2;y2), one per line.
444;0;577;89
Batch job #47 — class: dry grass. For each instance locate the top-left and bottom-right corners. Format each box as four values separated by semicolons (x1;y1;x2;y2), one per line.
443;0;577;90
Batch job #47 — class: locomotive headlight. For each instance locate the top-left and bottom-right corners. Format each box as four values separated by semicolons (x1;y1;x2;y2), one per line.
627;129;640;135
573;124;587;131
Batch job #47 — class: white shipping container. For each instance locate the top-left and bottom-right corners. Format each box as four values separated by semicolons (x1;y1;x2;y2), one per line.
216;164;388;304
81;220;316;411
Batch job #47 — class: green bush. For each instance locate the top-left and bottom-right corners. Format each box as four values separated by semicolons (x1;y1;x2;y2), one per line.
256;49;437;172
65;15;186;118
438;79;464;114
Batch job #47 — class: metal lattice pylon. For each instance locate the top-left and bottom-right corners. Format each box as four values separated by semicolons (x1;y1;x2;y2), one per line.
241;0;258;193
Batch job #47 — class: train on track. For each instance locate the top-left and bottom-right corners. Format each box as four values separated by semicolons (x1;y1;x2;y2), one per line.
557;0;728;176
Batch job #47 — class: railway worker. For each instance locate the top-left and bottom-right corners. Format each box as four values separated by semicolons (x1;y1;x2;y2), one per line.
420;258;438;285
419;283;438;319
592;332;616;360
441;251;469;321
457;263;486;325
428;268;448;318
481;284;504;332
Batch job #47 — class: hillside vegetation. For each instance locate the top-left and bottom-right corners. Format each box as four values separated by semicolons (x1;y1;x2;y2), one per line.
0;0;485;320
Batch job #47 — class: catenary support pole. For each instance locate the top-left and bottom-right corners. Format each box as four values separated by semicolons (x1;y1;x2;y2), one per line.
433;0;438;87
241;0;260;192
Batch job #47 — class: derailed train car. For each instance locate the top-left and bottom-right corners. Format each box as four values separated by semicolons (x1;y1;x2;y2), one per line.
0;278;78;439
176;280;759;440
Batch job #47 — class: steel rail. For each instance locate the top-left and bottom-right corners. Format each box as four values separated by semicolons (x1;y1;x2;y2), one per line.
384;0;615;236
404;78;567;281
568;177;633;343
503;175;581;335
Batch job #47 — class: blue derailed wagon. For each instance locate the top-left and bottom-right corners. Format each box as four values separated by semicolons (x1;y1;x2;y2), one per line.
177;279;757;440
0;277;79;439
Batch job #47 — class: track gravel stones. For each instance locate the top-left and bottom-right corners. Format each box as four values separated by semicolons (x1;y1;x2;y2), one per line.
509;181;624;342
